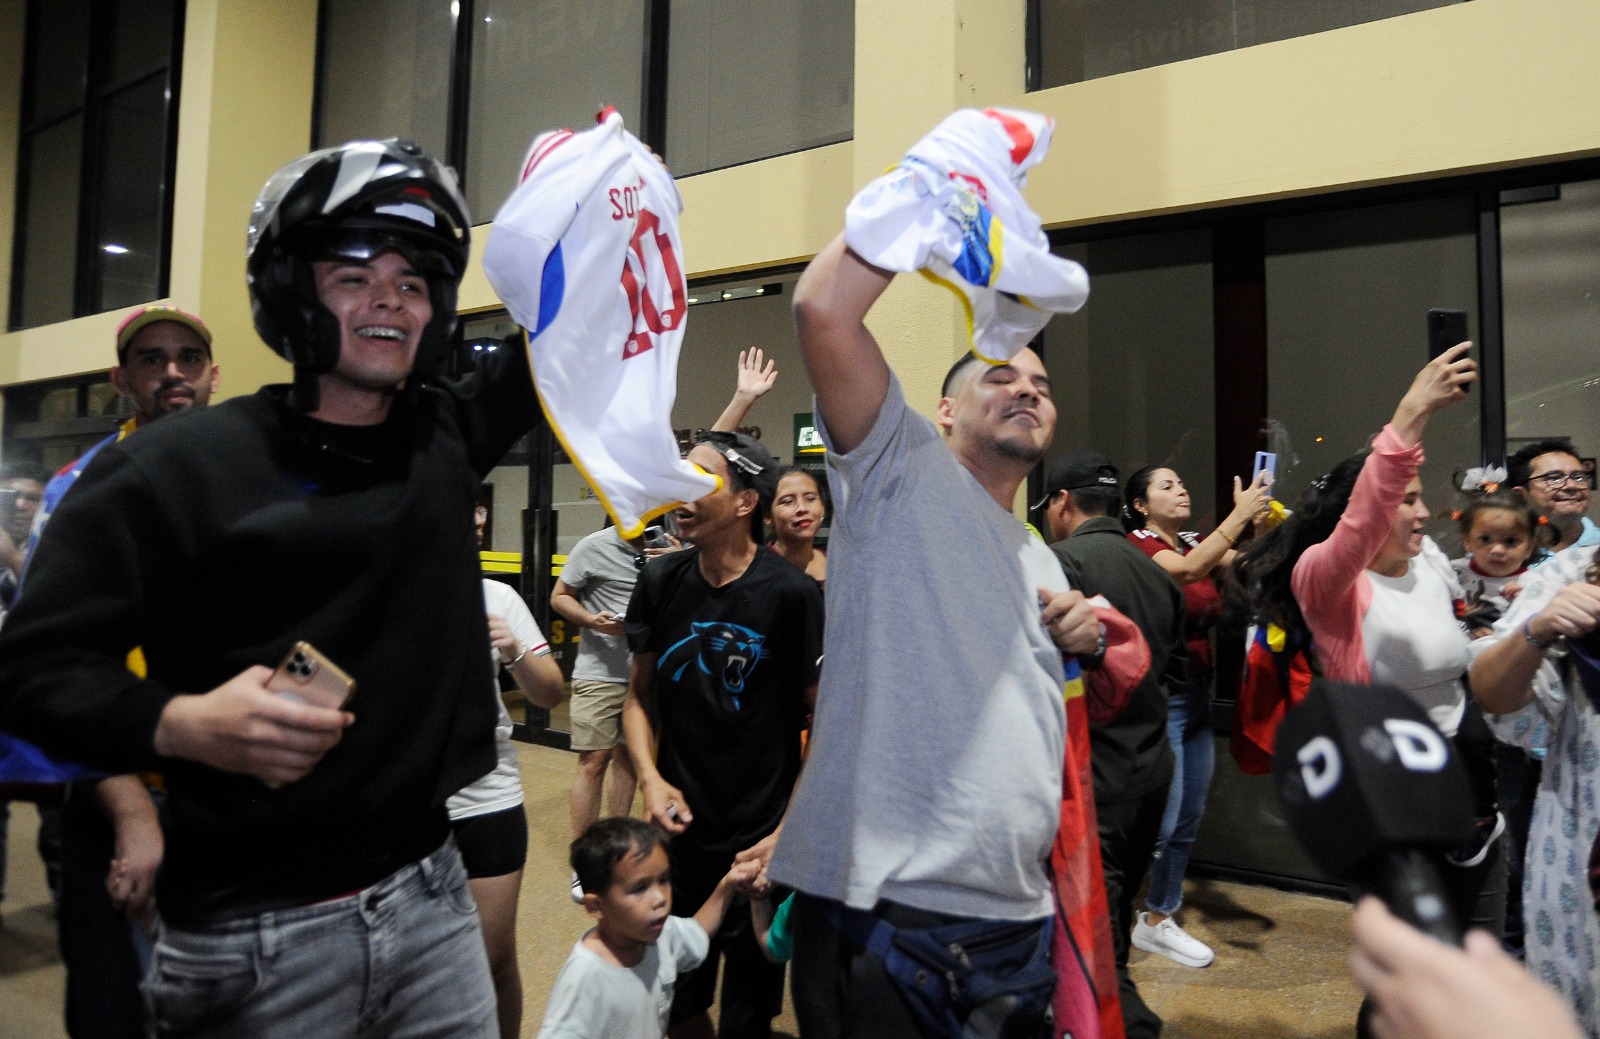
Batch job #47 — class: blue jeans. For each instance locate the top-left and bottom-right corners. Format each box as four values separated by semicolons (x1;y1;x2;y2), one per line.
141;839;496;1039
1146;676;1215;917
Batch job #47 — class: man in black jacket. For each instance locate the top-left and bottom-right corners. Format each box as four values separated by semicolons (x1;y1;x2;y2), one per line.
0;140;536;1038
1044;448;1188;1039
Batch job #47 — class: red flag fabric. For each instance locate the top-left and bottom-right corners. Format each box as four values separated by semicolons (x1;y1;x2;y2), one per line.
1051;657;1124;1039
1231;623;1316;775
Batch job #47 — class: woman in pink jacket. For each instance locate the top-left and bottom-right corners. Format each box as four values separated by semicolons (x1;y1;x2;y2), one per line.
1232;345;1504;977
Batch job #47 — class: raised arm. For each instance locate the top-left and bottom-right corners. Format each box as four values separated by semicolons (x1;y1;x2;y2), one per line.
1293;345;1475;615
712;348;778;433
1149;472;1270;585
791;234;895;455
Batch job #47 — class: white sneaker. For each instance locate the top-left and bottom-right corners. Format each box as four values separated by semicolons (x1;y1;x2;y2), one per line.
569;872;585;904
1132;911;1214;968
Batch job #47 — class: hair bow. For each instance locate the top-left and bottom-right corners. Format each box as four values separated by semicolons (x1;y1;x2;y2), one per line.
1460;465;1508;494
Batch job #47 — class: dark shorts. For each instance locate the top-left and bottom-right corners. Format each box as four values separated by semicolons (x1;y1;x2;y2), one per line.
449;804;528;879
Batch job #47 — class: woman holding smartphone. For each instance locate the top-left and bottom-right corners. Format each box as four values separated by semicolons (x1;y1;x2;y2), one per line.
1235;344;1498;1035
1121;465;1268;967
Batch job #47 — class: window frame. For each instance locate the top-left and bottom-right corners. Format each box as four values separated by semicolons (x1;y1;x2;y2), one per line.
8;0;185;331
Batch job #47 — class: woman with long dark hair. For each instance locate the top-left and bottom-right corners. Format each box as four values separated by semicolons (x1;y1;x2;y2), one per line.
1232;345;1504;1028
767;466;828;587
1121;465;1268;967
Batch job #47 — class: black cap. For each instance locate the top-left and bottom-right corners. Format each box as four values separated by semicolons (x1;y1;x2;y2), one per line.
696;430;779;508
1045;449;1120;496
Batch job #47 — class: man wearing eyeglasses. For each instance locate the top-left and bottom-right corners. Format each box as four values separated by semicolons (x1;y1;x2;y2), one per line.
1509;438;1600;561
0;461;47;611
17;306;217;1039
1486;436;1600;967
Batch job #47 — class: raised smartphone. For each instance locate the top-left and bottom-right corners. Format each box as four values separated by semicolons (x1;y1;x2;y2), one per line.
268;641;356;710
1252;451;1279;487
1427;309;1470;394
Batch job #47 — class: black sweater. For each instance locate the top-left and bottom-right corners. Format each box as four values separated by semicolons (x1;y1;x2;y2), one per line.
0;344;540;925
1050;516;1185;802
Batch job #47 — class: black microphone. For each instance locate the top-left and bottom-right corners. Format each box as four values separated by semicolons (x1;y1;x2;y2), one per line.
1272;679;1476;945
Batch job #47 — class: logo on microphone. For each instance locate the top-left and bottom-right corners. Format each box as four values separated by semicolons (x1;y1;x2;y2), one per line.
1297;720;1448;800
1298;736;1341;799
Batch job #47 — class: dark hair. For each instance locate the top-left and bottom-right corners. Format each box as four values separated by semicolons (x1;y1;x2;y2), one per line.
1122;464;1163;533
770;466;828;521
1455;488;1544;555
1508;438;1580;489
1071;484;1122;519
695;430;776;542
570;817;668;896
1224;449;1369;634
1;461;49;486
941;353;986;399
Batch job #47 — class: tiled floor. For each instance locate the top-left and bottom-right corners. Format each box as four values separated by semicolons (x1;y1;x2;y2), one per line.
0;743;1361;1038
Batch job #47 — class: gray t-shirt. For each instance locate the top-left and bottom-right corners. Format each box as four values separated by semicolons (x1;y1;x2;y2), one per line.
560;527;638;683
768;374;1068;921
536;916;709;1039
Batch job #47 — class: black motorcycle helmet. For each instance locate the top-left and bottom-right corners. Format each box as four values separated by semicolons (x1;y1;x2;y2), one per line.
245;139;471;410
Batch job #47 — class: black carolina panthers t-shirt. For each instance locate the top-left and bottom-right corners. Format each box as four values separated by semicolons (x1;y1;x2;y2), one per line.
626;546;824;854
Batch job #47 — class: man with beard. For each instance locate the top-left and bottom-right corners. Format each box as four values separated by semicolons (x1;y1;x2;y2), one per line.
767;234;1100;1039
29;306;219;1039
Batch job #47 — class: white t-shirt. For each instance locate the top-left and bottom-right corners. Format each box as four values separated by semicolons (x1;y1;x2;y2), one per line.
447;580;548;820
1362;538;1470;736
537;916;709;1039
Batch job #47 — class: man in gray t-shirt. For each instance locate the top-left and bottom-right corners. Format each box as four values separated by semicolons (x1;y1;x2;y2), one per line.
765;233;1100;1039
552;527;643;858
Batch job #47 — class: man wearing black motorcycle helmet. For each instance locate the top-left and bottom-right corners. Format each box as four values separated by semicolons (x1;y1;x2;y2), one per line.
0;139;540;1037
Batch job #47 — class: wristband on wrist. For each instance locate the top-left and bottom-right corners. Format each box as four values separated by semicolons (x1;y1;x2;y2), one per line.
1523;618;1555;651
1215;527;1237;546
503;645;531;668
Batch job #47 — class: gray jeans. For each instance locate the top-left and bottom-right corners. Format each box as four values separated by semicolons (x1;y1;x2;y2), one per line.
141;839;496;1038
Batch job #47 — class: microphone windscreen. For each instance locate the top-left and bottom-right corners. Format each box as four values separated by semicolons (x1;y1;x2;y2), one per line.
1272;679;1474;880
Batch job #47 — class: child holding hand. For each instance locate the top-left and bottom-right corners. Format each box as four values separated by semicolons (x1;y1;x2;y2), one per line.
538;818;738;1039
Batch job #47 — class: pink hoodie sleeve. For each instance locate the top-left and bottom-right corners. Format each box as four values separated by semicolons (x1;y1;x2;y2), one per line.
1291;425;1425;682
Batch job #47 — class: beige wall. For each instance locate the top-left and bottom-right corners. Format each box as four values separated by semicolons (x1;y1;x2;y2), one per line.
4;0;1599;418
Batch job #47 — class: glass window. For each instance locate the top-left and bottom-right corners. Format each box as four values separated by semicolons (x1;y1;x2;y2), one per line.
315;0;454;162
109;0;175;81
3;374;123;475
1501;178;1600;463
665;0;853;176
94;77;170;311
1034;0;1455;88
465;0;647;219
1263;195;1478;537
24;0;89;125
1044;229;1218;523
10;0;180;330
17;117;84;329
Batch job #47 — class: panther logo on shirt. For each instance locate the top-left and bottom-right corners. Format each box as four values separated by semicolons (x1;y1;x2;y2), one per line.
661;621;766;712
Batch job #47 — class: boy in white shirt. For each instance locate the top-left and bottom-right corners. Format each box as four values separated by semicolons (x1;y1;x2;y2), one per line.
539;818;738;1038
